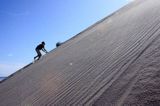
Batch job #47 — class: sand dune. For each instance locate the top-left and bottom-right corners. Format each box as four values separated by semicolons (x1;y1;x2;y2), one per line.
1;0;160;105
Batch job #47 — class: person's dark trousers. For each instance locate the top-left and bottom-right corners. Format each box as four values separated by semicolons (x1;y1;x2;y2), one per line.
34;49;42;60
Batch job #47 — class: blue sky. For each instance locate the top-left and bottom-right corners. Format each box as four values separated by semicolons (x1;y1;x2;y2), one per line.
0;0;134;76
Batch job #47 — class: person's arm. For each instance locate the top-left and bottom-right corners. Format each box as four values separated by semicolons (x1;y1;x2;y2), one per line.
42;48;48;53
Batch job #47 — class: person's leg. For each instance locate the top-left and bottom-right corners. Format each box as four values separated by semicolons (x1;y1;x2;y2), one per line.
34;55;38;60
34;49;38;60
34;49;41;60
37;50;42;60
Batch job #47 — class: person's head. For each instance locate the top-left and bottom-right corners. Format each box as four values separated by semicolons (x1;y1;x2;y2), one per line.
42;41;45;45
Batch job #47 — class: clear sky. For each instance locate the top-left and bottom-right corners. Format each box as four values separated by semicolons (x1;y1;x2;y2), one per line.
0;0;134;77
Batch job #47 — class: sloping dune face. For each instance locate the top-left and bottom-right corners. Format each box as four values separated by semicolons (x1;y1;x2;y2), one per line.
1;0;160;106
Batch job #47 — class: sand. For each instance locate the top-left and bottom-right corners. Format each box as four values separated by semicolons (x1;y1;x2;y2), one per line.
1;0;160;106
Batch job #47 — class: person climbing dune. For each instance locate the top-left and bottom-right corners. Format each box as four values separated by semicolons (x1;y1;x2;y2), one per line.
56;42;63;47
34;41;48;61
